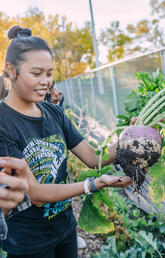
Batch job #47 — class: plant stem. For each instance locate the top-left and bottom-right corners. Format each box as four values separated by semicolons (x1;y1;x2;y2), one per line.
135;88;165;125
98;147;103;174
143;101;165;125
147;112;165;127
107;126;127;141
157;122;165;128
137;96;165;125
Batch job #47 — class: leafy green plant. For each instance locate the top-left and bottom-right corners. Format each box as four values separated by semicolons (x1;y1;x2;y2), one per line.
78;195;114;234
90;188;165;257
91;231;165;258
109;70;165;202
117;69;165;127
0;248;6;258
69;69;165;256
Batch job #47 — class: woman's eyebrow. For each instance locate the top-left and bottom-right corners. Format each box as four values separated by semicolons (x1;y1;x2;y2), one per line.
30;67;54;71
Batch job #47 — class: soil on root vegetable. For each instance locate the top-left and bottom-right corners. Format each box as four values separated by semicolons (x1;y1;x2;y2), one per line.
115;138;161;192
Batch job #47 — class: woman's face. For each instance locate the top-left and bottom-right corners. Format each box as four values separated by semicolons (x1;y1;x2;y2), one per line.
12;50;53;103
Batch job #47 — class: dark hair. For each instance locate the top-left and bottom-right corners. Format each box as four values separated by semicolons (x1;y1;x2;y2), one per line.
4;25;52;78
0;76;10;100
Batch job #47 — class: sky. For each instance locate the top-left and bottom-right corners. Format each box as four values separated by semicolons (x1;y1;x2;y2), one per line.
0;0;152;63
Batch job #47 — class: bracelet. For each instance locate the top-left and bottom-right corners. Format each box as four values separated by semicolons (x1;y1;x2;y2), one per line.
84;177;100;194
89;177;100;193
83;179;92;195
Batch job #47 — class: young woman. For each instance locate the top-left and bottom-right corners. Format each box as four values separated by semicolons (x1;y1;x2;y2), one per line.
0;25;132;258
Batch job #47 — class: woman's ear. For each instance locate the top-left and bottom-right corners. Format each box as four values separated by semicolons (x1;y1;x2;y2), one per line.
4;62;16;81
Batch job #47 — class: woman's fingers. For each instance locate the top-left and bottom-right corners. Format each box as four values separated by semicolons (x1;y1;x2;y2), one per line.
0;173;28;210
0;172;28;191
0;199;18;210
101;175;133;188
0;157;33;181
0;186;25;203
0;157;27;175
130;117;138;125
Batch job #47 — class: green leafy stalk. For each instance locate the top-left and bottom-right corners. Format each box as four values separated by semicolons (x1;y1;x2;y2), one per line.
135;88;165;125
140;97;165;125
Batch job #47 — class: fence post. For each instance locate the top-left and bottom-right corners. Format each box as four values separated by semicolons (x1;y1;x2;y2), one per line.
110;66;119;117
161;49;165;78
78;77;83;108
63;81;68;106
90;73;96;118
65;79;72;108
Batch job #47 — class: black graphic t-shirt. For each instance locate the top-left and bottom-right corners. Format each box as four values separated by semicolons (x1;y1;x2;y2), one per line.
0;101;84;254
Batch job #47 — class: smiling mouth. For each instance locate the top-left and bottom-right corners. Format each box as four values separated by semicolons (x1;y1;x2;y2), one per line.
35;89;47;96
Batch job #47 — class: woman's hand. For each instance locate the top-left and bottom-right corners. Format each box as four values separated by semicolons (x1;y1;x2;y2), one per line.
130;117;138;125
0;159;29;212
50;87;62;104
95;174;133;189
0;157;37;211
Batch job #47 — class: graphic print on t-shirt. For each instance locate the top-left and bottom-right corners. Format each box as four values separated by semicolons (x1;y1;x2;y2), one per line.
23;134;72;219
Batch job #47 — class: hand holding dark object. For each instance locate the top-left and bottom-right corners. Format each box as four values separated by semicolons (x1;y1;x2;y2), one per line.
0;158;29;214
50;87;63;104
98;174;133;188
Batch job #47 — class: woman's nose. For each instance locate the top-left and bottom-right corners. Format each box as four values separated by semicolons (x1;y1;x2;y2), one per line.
40;75;49;85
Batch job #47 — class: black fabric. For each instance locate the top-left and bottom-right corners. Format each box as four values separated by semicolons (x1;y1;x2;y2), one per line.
7;228;78;258
0;101;83;254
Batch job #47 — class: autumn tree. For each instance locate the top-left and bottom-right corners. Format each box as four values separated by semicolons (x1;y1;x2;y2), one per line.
100;0;165;63
0;13;18;74
52;19;94;81
100;21;140;62
0;7;94;81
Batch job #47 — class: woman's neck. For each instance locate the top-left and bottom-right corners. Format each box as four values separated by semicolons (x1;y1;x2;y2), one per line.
4;91;42;117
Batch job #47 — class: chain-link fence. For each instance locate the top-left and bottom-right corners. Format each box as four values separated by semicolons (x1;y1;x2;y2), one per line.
57;49;165;130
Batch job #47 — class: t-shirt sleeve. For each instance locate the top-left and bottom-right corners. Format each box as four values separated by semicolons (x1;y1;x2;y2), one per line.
0;120;23;158
62;112;84;150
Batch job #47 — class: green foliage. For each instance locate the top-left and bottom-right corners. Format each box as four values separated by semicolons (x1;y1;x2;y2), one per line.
77;165;115;182
0;248;6;258
117;69;165;127
91;231;165;258
91;189;165;258
149;155;165;201
78;195;114;234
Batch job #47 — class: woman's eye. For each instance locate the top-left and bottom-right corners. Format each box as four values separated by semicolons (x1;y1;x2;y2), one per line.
32;73;40;76
47;74;52;78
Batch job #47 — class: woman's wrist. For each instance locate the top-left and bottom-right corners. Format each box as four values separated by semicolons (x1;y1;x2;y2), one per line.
93;176;106;190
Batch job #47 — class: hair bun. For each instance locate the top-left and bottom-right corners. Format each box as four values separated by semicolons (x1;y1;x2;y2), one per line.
8;25;32;39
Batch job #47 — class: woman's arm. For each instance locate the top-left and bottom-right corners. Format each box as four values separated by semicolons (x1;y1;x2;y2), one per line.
0;157;132;205
70;139;117;168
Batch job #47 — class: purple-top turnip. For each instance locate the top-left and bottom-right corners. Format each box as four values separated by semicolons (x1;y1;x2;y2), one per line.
115;125;162;190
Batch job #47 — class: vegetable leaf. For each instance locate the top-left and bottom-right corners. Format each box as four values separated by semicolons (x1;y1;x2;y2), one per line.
78;196;114;234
